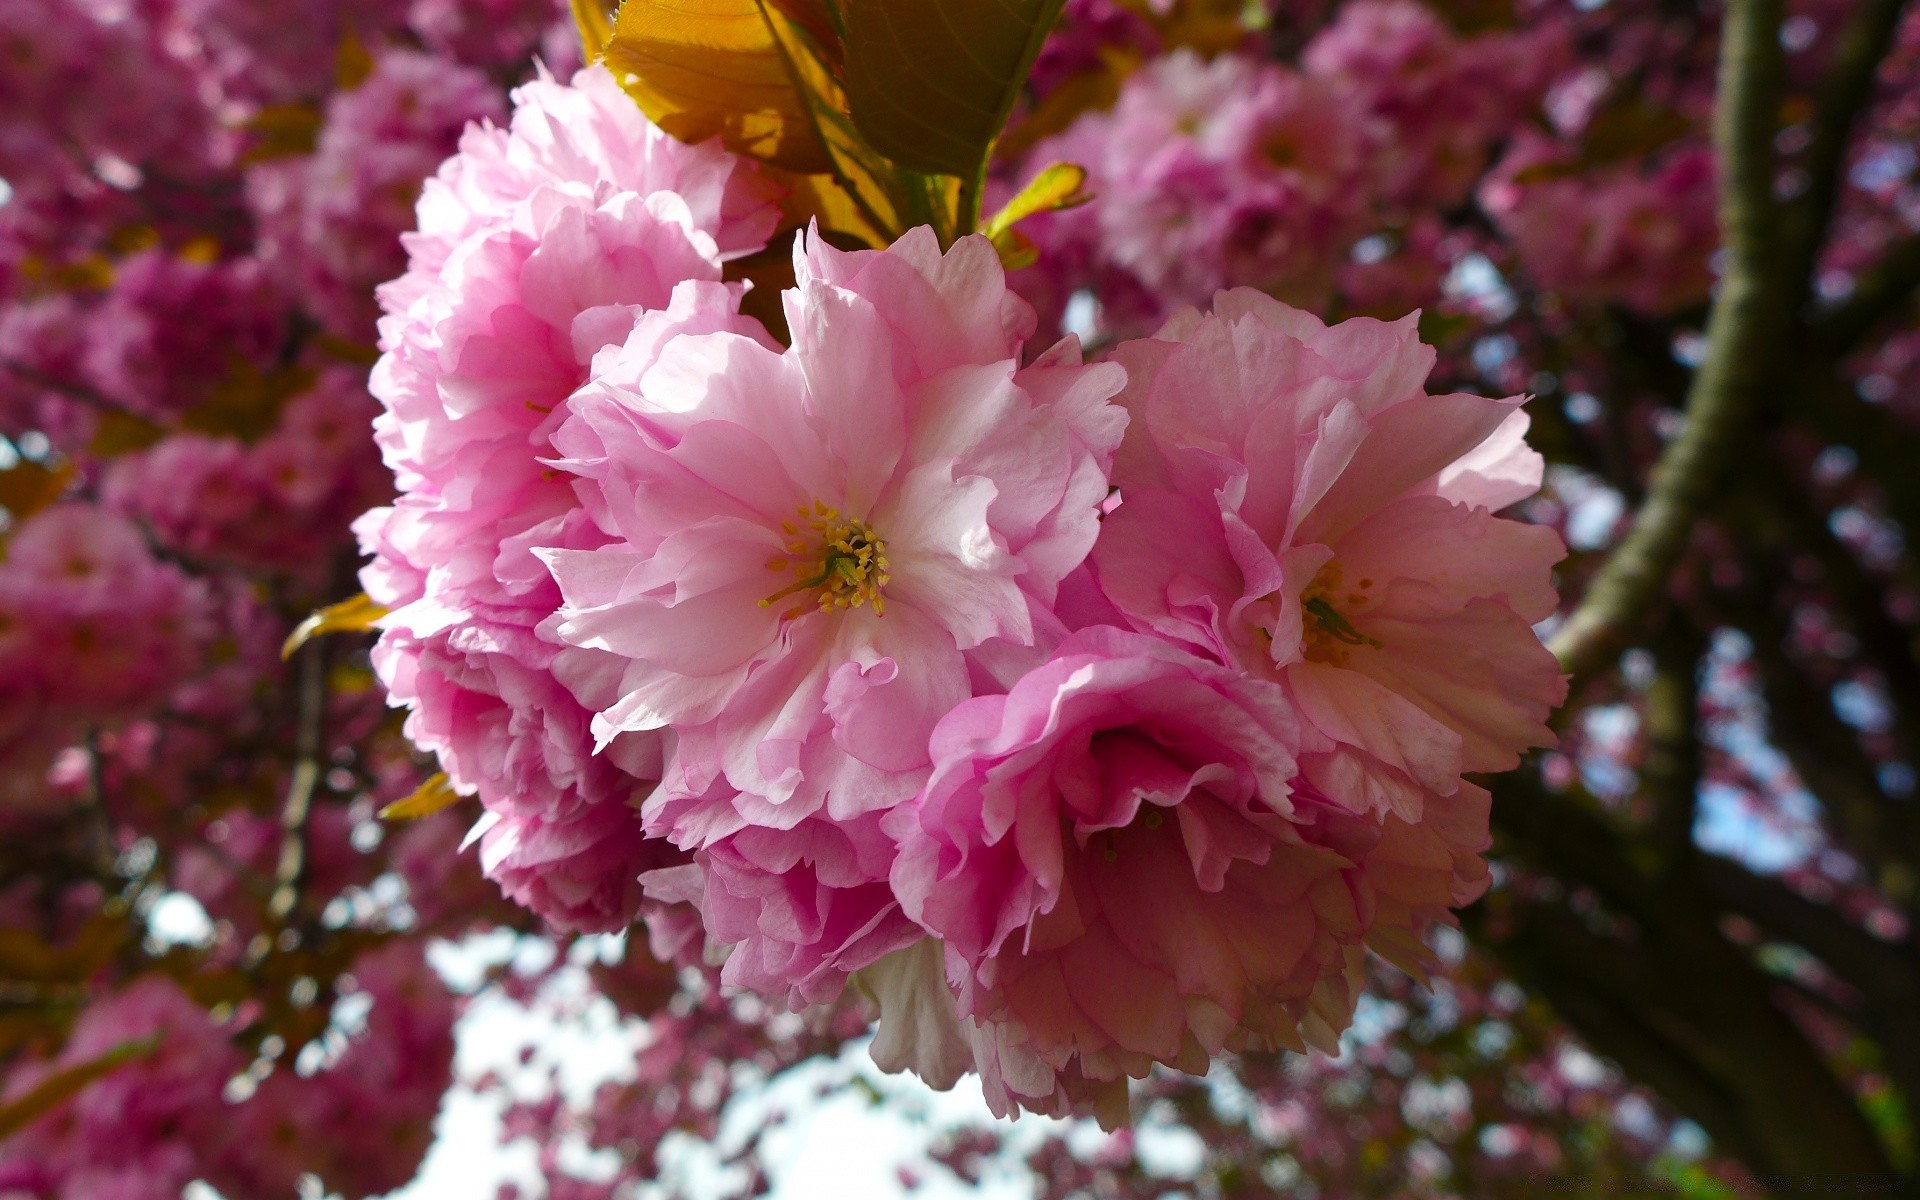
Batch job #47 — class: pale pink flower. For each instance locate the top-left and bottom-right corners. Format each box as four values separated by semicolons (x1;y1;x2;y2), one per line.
680;810;921;1007
886;627;1493;1121
356;64;779;932
542;227;1126;827
540;227;1126;999
1092;289;1566;825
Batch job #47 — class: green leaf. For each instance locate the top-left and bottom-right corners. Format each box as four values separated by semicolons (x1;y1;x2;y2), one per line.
0;1037;159;1140
602;0;1068;245
982;160;1088;266
378;772;466;821
281;593;389;661
836;0;1069;180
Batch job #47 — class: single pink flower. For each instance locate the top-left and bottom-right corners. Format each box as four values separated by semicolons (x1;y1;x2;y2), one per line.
356;63;779;933
886;627;1492;1121
541;227;1127;827
539;226;1126;1000
1091;289;1565;824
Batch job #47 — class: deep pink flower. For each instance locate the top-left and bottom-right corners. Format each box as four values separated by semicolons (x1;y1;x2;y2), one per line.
229;942;459;1198
80;250;283;420
1303;0;1567;209
1092;289;1565;823
1480;133;1719;316
247;48;504;336
104;368;387;578
0;506;211;789
886;627;1494;1121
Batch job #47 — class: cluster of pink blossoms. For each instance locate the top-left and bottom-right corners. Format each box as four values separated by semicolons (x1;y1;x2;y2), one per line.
1014;0;1564;336
366;66;1567;1121
0;944;457;1200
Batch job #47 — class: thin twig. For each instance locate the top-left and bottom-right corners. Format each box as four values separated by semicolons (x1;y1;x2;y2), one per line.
1641;624;1702;875
0;358;141;419
1549;0;1789;680
266;637;328;934
1780;0;1913;302
1812;231;1920;356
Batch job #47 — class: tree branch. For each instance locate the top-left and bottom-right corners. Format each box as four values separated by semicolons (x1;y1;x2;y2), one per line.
1781;0;1913;303
1643;624;1703;874
1813;232;1920;357
1489;774;1910;1196
1549;0;1790;680
265;637;328;935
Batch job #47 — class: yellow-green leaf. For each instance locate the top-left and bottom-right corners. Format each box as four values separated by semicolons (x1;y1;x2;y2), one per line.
86;410;165;458
334;29;375;90
0;458;73;522
0;1037;158;1140
281;593;389;661
601;2;1005;247
242;102;324;163
379;772;466;821
572;0;614;60
982;161;1088;266
836;0;1069;179
182;360;315;443
604;0;833;173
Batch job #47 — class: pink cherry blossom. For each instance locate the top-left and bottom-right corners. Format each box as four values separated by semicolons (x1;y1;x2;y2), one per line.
247;48;504;337
886;626;1494;1121
539;226;1126;997
356;64;780;932
1092;289;1566;824
79;249;284;420
1480;132;1719;316
0;505;211;791
1017;49;1373;338
545;228;1125;815
0;977;243;1200
103;368;388;578
1303;0;1567;209
232;941;459;1199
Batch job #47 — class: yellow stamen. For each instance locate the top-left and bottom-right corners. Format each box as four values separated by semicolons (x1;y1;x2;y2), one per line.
760;502;890;619
1300;562;1382;666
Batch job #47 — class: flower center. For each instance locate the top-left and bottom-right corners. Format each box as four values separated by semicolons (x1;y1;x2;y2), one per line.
1299;561;1380;666
760;501;890;619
